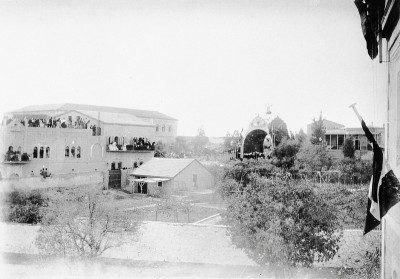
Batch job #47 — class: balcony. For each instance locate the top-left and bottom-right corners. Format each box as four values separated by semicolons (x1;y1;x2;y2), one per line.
3;152;31;164
106;142;155;153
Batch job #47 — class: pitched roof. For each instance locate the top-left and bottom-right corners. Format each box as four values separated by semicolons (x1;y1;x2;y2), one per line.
10;103;177;121
131;158;197;178
322;119;345;129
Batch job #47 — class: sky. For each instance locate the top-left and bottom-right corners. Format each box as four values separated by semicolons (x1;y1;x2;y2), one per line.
0;0;388;137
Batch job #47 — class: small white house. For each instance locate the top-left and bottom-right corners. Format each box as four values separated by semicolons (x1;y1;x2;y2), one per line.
129;158;214;195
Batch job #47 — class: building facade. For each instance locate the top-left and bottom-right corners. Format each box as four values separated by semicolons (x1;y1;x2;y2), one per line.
0;104;177;187
308;119;385;159
129;158;214;196
380;1;400;278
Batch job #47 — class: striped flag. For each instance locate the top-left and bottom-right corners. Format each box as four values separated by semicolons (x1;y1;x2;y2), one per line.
361;120;400;235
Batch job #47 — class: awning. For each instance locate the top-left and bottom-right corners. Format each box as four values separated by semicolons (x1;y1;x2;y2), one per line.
131;177;170;183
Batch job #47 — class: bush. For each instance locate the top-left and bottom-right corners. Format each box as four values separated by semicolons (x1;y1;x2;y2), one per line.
316;183;368;229
295;141;333;171
36;187;140;257
271;139;300;170
224;174;342;270
343;138;355;159
4;190;47;224
333;158;372;184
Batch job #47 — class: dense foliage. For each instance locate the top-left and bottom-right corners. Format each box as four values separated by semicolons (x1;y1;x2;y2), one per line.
310;114;326;145
3;190;47;224
271;139;301;170
224;174;342;268
295;141;333;171
343;137;355;159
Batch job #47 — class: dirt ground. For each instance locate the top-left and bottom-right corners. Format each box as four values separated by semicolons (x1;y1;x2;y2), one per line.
0;222;341;278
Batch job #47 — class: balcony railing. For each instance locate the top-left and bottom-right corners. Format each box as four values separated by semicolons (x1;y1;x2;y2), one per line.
3;152;31;164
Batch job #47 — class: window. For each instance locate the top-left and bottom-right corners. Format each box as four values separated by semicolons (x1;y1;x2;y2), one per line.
39;147;44;158
71;146;75;158
65;146;69;157
118;162;122;169
193;174;197;183
158;181;162;187
46;147;50;158
17;146;21;154
77;146;81;158
168;125;172;132
111;162;115;170
33;147;38;158
162;125;165;132
156;125;159;132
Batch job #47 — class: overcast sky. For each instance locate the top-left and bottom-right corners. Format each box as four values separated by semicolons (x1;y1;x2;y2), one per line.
0;0;387;137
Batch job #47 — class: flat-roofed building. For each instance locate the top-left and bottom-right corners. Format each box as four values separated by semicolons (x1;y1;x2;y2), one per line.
0;103;177;189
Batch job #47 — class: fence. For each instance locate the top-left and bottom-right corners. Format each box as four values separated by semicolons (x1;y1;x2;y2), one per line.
251;170;368;185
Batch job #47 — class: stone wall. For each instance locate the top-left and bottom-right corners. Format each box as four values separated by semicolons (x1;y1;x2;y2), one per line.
0;171;105;193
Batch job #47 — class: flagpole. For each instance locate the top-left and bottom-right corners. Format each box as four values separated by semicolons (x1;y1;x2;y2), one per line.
349;103;363;123
350;103;385;276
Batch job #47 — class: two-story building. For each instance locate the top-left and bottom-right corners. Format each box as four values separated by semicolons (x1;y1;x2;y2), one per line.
0;103;177;188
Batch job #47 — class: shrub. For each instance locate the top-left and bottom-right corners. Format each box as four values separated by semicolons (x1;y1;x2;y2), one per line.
295;141;333;171
271;139;300;170
36;187;140;257
5;190;47;224
343;138;355;158
224;174;342;271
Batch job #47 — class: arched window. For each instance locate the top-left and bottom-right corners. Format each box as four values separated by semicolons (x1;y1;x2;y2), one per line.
65;146;69;157
17;146;21;154
114;136;118;144
71;146;75;158
46;147;50;158
33;147;38;158
39;147;44;158
77;146;81;158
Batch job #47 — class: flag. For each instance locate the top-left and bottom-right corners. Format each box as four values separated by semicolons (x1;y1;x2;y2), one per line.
354;0;384;59
361;119;400;235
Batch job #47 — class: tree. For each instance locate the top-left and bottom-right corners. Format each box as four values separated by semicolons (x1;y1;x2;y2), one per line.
295;129;307;144
192;126;209;155
295;141;333;171
310;114;326;145
173;136;189;157
269;116;289;146
36;187;140;257
271;139;300;170
224;174;342;275
343;137;355;159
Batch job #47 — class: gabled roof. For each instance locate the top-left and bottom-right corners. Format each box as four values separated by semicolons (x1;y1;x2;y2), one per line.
10;103;177;121
54;110;153;127
322;119;345;129
131;158;199;178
